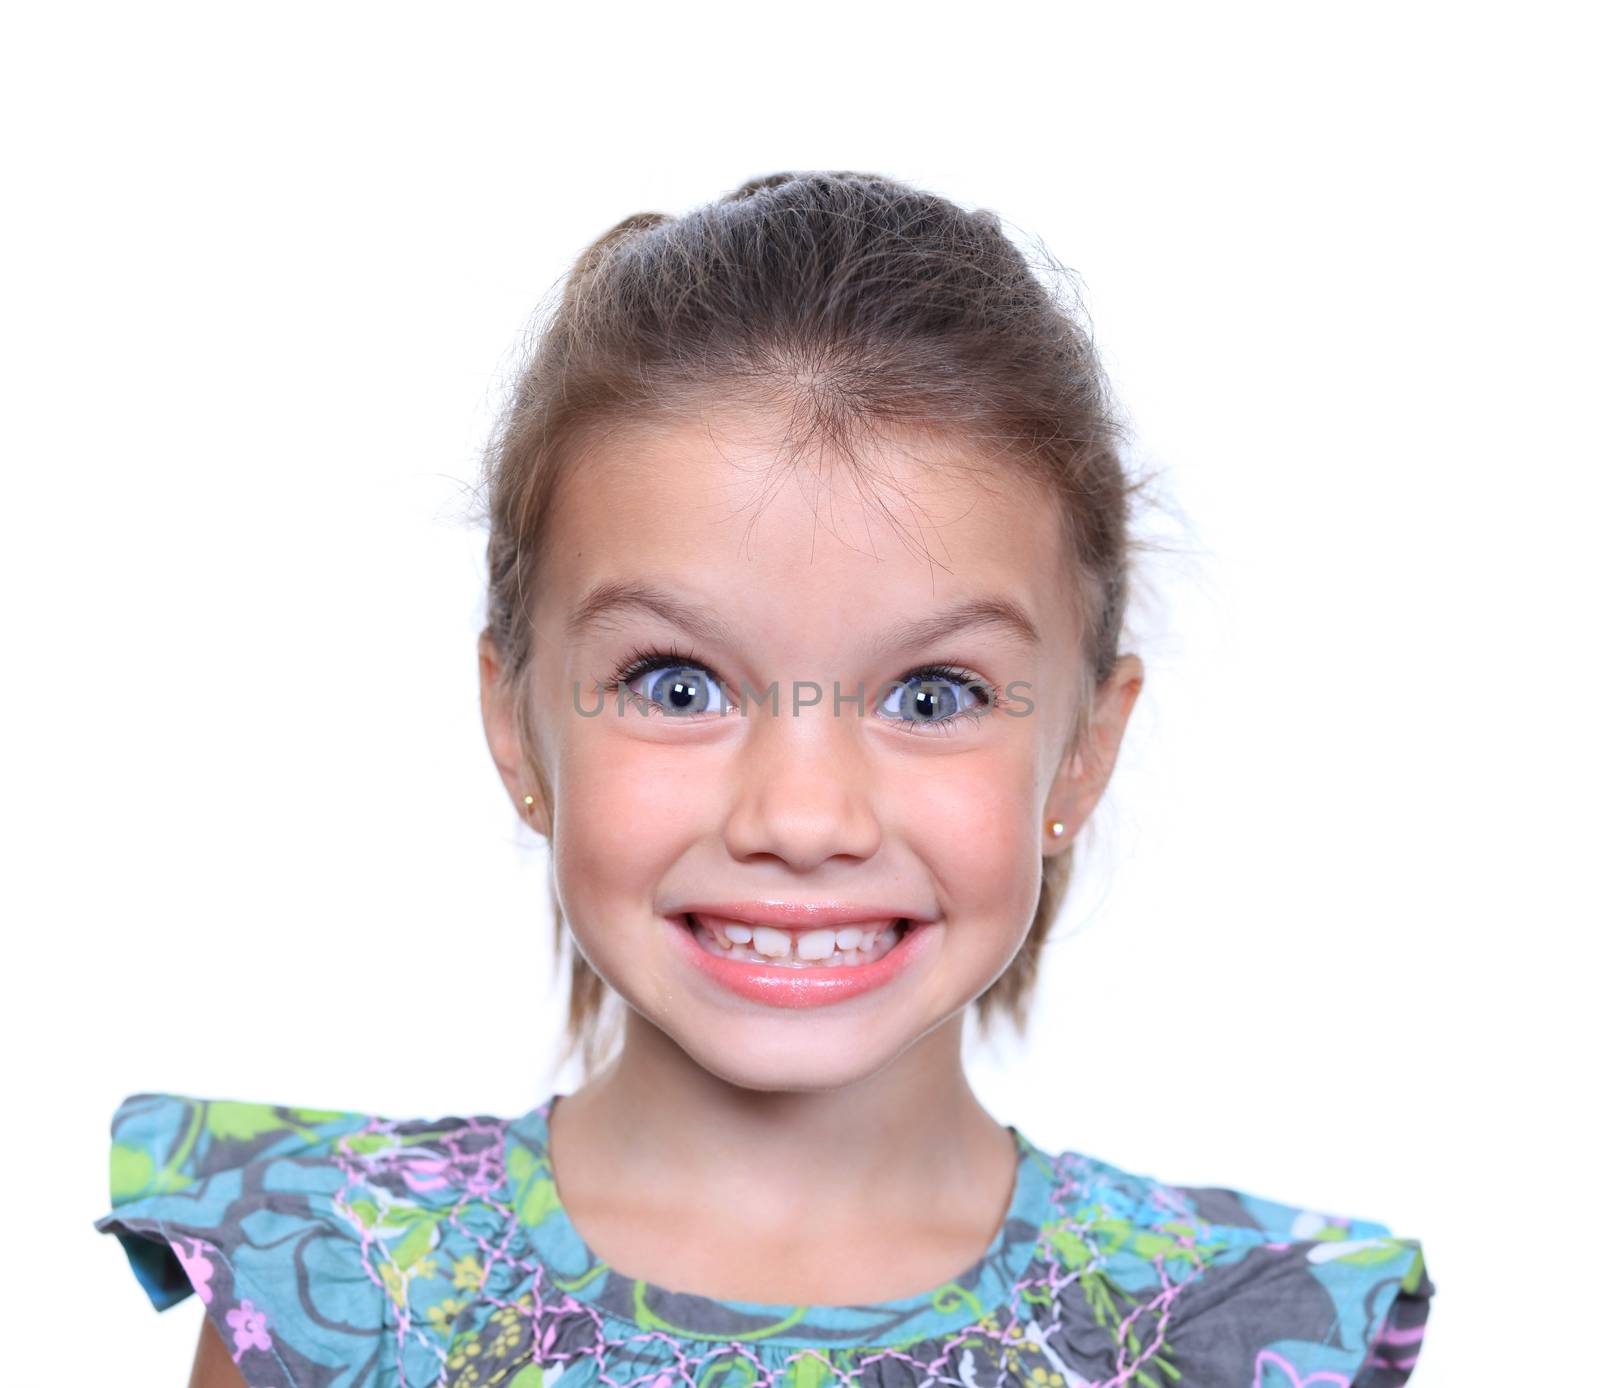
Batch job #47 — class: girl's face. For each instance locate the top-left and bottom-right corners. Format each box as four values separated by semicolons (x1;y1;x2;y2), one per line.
482;410;1141;1092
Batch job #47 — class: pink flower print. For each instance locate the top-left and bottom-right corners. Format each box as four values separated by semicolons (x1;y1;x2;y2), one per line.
1252;1349;1351;1388
399;1154;454;1193
225;1299;273;1360
172;1236;215;1305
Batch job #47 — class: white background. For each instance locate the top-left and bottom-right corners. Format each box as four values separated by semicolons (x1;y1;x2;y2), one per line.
5;4;1593;1383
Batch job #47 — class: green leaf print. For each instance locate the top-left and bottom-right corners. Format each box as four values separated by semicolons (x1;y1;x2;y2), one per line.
109;1141;155;1201
1132;1224;1223;1272
1078;1268;1133;1331
1125;1328;1180;1385
1090;1214;1135;1257
506;1366;544;1388
698;1356;759;1388
118;1102;202;1199
1048;1206;1225;1284
1401;1242;1426;1294
1018;1283;1054;1311
345;1132;394;1156
1322;1238;1410;1267
519;1176;559;1228
1045;1222;1093;1270
1131;1229;1176;1260
392;1211;442;1270
787;1349;834;1388
506;1144;560;1228
203;1101;294;1144
930;1281;984;1318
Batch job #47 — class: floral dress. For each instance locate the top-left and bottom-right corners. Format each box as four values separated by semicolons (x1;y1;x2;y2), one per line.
95;1092;1434;1387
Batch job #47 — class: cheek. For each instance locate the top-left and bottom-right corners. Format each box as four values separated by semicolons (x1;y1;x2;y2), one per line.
893;754;1043;925
550;732;706;910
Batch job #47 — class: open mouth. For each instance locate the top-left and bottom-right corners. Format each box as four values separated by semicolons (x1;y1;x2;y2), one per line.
678;913;915;969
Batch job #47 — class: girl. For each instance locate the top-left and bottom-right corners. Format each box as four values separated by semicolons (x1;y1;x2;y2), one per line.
96;170;1433;1388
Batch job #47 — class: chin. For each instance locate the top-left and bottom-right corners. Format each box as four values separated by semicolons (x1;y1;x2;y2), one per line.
675;1041;903;1095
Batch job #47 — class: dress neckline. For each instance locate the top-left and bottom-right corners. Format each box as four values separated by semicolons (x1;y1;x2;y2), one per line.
500;1092;1058;1346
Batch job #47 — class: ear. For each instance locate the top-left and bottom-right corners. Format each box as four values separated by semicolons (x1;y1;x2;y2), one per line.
478;631;550;836
1043;653;1144;853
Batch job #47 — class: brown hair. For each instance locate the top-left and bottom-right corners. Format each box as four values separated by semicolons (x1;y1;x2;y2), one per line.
472;170;1159;1083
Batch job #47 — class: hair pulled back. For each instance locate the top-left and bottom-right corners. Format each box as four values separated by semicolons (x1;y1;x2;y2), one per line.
474;170;1151;1082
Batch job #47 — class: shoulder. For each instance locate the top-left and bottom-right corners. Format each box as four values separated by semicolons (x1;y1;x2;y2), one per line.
95;1091;530;1388
1025;1137;1435;1385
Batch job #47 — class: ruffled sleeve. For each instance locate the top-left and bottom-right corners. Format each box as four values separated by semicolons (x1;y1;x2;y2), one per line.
93;1092;394;1387
1167;1181;1435;1385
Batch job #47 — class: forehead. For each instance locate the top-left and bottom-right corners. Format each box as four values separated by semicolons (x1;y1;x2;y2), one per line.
537;409;1075;654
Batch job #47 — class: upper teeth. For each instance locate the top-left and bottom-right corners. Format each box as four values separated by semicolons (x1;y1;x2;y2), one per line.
695;915;899;960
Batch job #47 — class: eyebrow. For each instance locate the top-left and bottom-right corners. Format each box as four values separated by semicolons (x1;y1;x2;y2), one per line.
565;579;1041;656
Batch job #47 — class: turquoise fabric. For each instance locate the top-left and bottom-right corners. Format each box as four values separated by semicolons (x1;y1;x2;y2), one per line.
96;1092;1434;1386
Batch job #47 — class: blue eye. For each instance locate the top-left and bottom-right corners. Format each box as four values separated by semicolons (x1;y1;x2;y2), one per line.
599;645;997;734
877;669;994;733
606;647;733;716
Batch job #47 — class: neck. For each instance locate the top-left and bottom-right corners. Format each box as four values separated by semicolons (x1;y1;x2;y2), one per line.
546;1011;1015;1242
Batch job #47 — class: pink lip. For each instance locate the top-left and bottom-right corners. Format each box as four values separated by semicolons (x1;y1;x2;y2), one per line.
665;912;936;1008
668;901;936;928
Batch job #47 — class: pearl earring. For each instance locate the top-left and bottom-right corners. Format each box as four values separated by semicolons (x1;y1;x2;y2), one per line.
1048;820;1066;838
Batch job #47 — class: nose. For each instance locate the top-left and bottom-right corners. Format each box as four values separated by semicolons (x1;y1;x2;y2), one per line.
720;691;884;870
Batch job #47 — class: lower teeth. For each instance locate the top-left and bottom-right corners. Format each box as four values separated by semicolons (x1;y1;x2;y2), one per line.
690;919;906;968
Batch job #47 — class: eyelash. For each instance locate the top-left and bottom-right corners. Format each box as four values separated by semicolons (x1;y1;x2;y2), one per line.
599;642;1000;737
